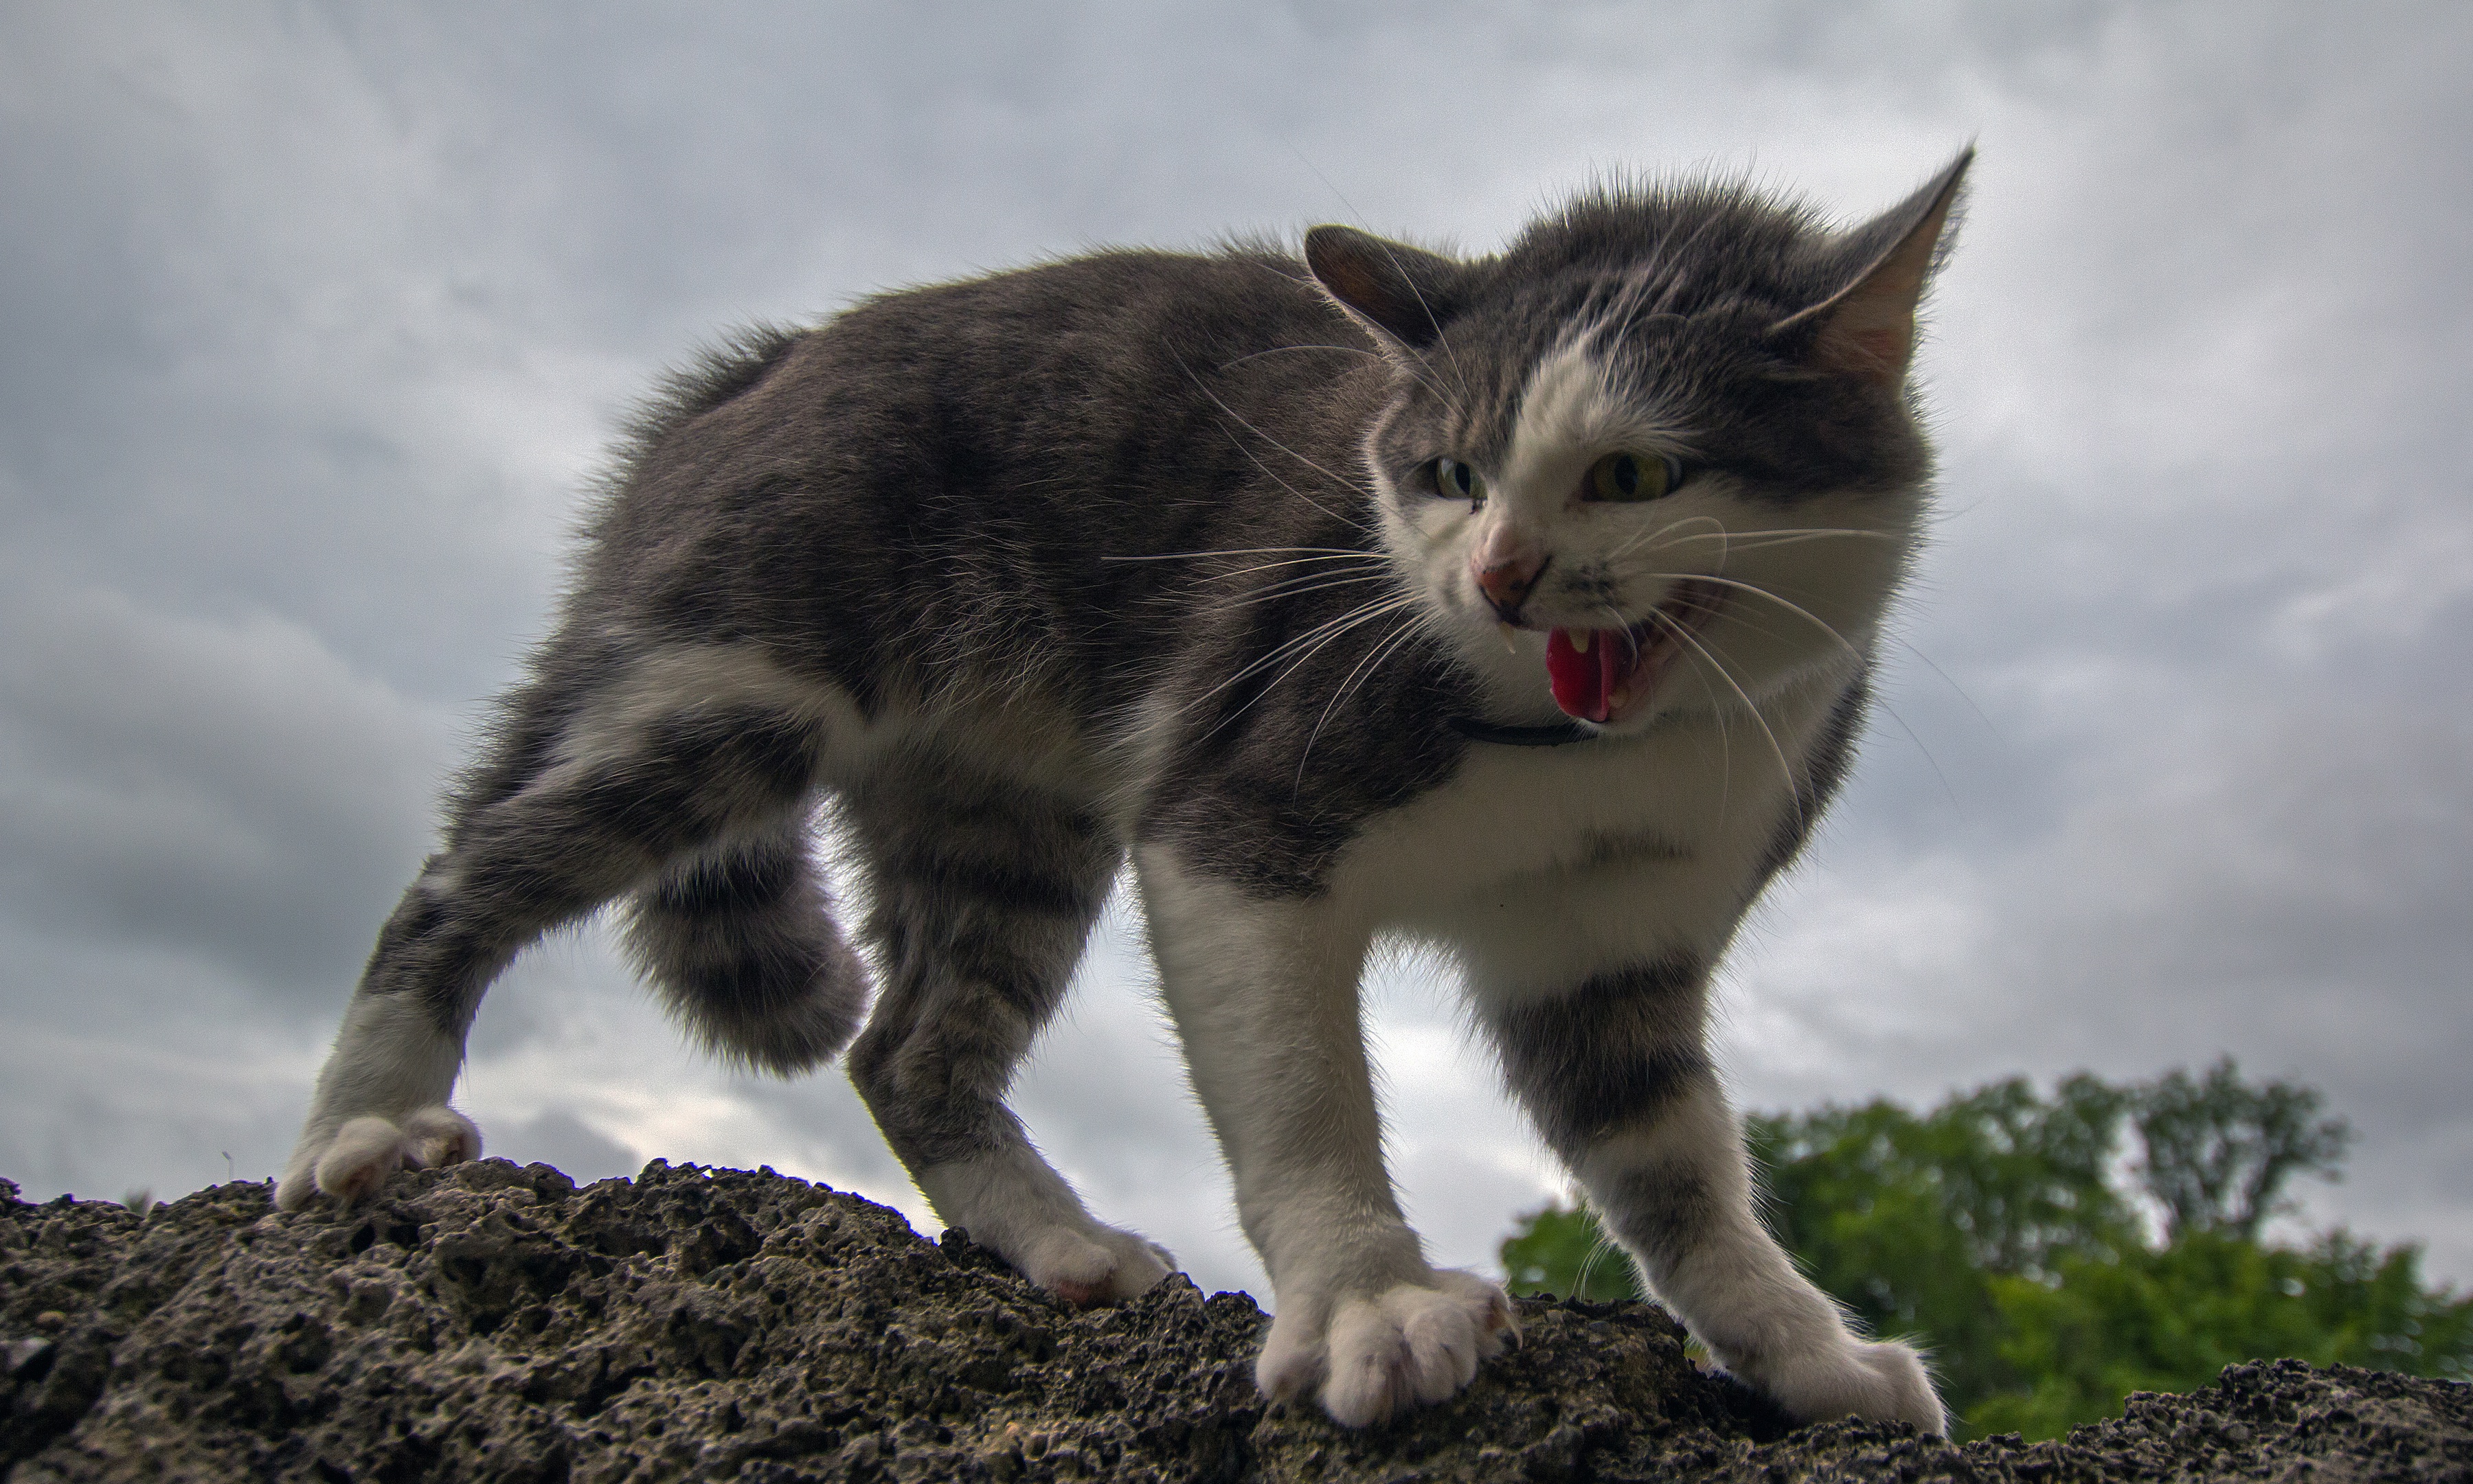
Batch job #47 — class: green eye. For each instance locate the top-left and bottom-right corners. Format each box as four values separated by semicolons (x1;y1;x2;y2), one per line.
1586;450;1681;503
1433;457;1486;507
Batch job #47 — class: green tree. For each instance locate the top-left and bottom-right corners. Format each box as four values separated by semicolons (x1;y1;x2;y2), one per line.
1969;1229;2473;1438
2132;1058;2351;1242
1496;1064;2472;1441
1501;1200;1642;1302
1741;1074;2142;1408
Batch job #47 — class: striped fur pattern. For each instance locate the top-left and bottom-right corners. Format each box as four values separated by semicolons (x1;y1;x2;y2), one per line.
280;151;1972;1433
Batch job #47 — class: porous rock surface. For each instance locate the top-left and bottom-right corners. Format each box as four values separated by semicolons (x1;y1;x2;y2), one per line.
2;1162;2465;1481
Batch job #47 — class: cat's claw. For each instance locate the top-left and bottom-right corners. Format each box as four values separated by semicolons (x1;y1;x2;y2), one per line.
1016;1222;1176;1308
275;1105;483;1211
1258;1268;1517;1427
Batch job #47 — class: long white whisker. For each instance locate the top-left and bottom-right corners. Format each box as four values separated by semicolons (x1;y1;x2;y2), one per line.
1184;590;1421;721
1283;147;1471;420
1197;595;1426;741
1221;336;1462;411
1646;606;1803;834
1206;595;1408;692
1702;529;1896;551
1103;546;1373;564
1611;512;1727;564
1217;343;1379;369
1634;572;1862;666
1219;422;1359;528
1169;345;1371;522
1612;521;1897;565
1223;571;1399;610
1671;600;1967;813
1147;554;1388;590
1888;634;2004;741
1871;683;1963;813
1376;250;1471;417
1296;609;1431;787
1212;553;1390;574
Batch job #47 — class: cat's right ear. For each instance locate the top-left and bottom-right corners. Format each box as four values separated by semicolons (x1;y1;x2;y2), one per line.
1305;227;1466;354
1770;148;1972;386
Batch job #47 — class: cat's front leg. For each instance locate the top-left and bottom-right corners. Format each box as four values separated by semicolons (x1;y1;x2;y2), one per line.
1139;849;1516;1426
1479;954;1945;1434
280;969;482;1209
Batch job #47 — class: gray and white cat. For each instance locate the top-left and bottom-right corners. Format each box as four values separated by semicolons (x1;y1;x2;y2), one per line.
280;150;1971;1432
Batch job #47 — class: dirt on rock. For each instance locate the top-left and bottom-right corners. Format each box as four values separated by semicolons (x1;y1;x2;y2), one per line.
2;1162;2465;1482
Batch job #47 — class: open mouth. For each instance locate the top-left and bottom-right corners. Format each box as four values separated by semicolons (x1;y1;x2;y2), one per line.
1542;580;1727;724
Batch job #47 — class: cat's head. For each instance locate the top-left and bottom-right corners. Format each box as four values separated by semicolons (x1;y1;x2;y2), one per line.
1307;150;1969;735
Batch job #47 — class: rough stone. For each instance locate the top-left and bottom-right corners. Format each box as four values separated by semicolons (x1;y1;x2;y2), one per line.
2;1163;2465;1481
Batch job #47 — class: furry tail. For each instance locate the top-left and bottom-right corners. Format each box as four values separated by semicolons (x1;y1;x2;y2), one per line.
623;825;869;1075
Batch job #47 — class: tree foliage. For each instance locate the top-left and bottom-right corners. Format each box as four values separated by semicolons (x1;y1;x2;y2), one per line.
2131;1060;2351;1242
1498;1060;2470;1441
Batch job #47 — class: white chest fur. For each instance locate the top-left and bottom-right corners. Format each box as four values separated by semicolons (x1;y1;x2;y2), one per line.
1324;675;1849;995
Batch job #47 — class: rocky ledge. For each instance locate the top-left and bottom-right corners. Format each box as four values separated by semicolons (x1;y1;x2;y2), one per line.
2;1162;2465;1481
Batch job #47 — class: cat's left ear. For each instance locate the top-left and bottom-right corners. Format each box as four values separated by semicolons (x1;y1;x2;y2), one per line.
1772;148;1973;385
1305;226;1467;354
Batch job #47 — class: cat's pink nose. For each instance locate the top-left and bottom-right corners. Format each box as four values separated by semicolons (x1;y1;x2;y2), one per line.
1473;551;1544;617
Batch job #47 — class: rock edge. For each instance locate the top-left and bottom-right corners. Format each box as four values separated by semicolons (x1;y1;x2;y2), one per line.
3;1162;2465;1481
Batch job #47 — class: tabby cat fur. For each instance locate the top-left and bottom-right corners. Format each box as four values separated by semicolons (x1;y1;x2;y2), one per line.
281;149;1973;1432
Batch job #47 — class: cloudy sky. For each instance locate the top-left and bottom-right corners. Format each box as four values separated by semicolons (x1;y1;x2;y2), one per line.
3;2;2468;1304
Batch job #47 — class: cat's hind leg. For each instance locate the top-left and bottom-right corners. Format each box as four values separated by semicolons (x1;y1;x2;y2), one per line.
279;652;835;1209
1480;955;1945;1434
844;767;1169;1306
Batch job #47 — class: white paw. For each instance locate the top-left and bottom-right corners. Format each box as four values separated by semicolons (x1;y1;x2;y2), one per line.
275;1105;483;1211
1755;1337;1945;1435
1014;1222;1177;1308
1258;1269;1517;1427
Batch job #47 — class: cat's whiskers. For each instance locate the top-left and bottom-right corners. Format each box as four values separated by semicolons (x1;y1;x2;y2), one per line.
1281;144;1474;422
1359;245;1473;420
1680;626;1738;822
1608;512;1728;565
1627;570;1863;669
1641;603;1805;835
1103;545;1373;564
1224;571;1399;612
1208;552;1391;578
1201;596;1425;742
1618;592;1965;817
1689;603;1969;815
1147;551;1393;609
1593;595;1737;821
1119;567;1380;632
1104;552;1394;602
1296;604;1445;785
1216;343;1379;370
1612;521;1894;567
1179;587;1425;732
1220;341;1464;417
1220;424;1364;530
1171;348;1379;529
1698;528;1897;551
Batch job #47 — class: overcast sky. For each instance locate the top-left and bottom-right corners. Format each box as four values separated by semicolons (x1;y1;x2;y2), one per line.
3;1;2468;1304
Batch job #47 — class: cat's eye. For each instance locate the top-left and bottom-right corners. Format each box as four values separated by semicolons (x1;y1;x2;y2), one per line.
1585;450;1684;503
1432;457;1486;509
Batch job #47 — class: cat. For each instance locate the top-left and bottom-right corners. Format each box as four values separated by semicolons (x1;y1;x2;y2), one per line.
278;149;1971;1433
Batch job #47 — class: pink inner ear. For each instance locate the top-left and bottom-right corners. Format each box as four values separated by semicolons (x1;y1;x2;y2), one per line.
1324;259;1388;318
1827;321;1914;381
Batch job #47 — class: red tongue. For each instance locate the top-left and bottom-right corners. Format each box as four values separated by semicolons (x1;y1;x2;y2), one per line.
1546;628;1629;722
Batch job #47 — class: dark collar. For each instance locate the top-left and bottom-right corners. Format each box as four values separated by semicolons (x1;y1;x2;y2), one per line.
1447;715;1596;747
